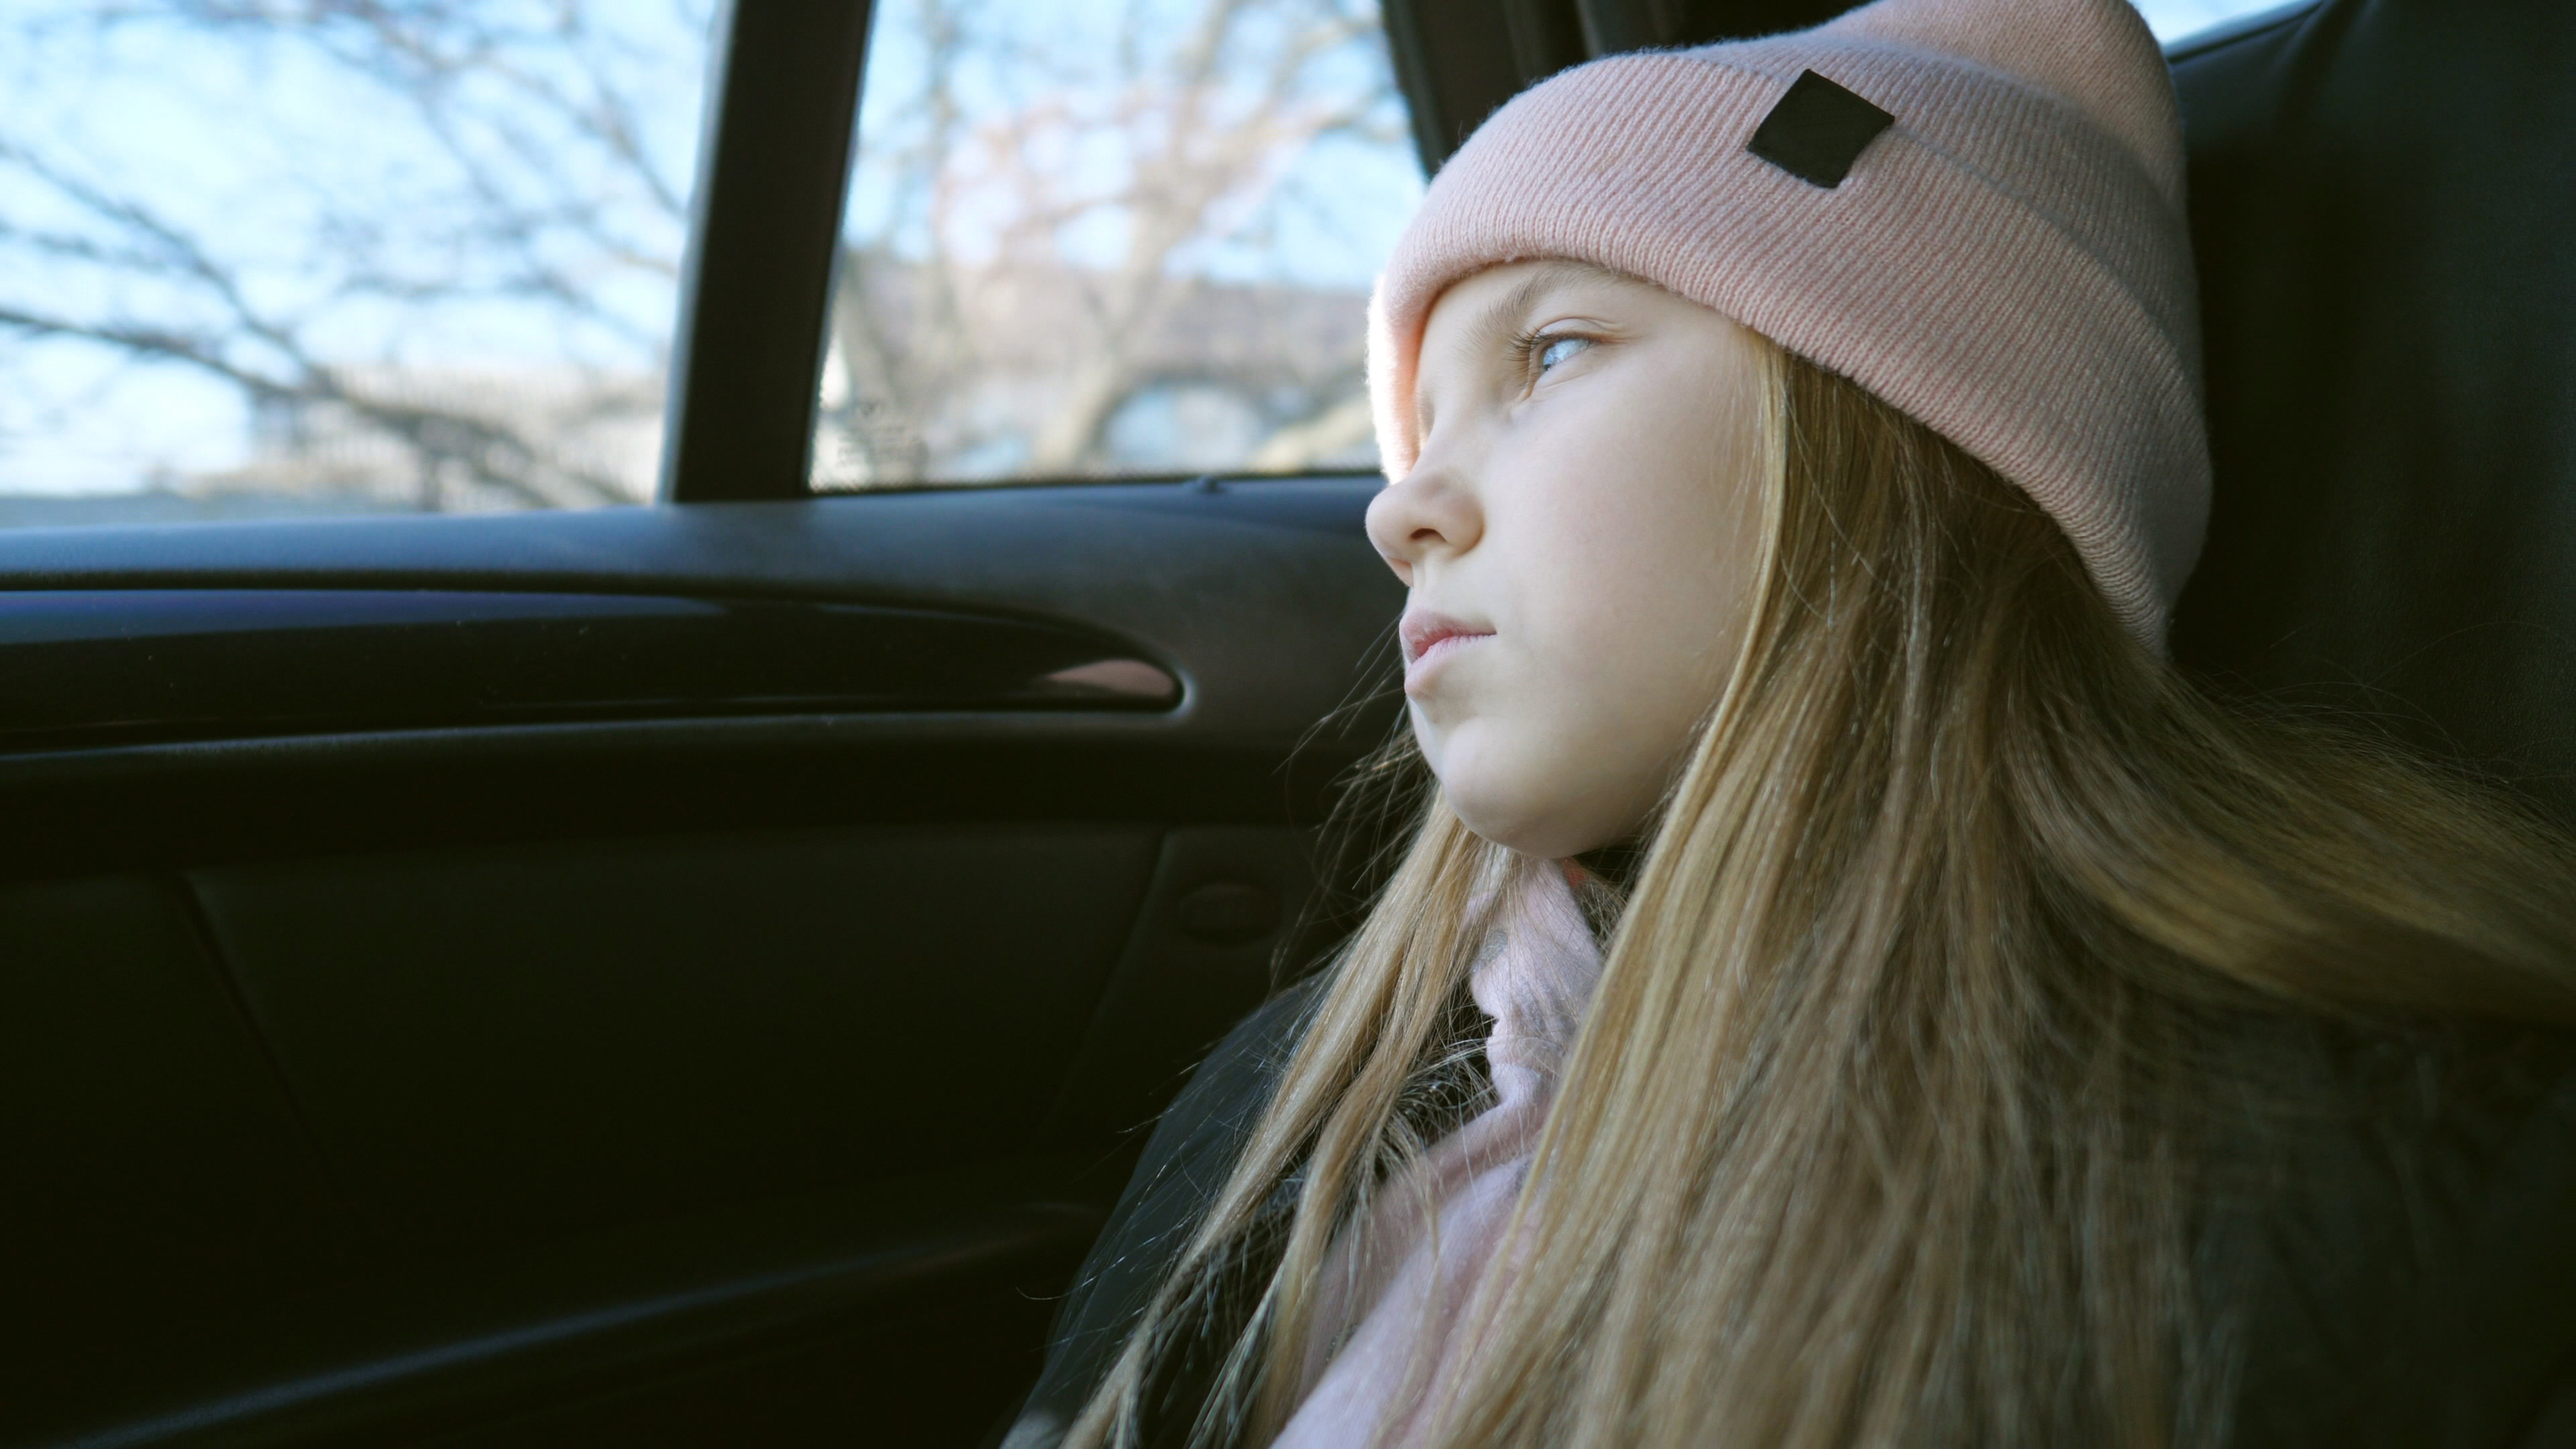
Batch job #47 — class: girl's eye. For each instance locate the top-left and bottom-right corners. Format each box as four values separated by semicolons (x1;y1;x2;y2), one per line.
1535;335;1593;374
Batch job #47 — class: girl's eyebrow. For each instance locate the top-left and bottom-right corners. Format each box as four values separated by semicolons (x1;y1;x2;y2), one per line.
1465;272;1558;362
1417;260;1614;431
1468;260;1607;360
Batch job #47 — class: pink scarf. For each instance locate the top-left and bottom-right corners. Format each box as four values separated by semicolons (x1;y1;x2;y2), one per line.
1271;859;1605;1449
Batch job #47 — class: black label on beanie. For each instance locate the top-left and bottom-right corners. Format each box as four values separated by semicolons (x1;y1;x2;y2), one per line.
1748;70;1894;188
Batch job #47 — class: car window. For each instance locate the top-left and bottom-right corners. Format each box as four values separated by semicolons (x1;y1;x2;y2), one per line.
0;1;2292;527
810;0;1422;491
0;1;712;527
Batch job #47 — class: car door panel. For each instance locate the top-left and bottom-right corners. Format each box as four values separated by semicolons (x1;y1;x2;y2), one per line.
1041;825;1323;1163
0;478;1401;1446
191;824;1161;1252
20;1163;1090;1449
1;873;366;1351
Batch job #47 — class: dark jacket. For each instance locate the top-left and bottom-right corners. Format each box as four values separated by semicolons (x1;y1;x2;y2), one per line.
1011;981;2576;1447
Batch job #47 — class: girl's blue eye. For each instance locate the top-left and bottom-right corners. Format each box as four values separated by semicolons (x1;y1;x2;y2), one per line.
1536;335;1593;373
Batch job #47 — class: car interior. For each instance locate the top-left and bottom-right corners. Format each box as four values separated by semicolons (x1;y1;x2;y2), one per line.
4;0;2570;1444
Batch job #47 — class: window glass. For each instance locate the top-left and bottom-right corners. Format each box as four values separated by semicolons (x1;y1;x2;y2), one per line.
814;0;1423;490
0;2;712;526
2133;0;2303;43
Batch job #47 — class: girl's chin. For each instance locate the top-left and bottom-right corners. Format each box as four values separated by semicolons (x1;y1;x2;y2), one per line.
1438;756;1656;859
1442;777;1587;858
1426;727;1588;849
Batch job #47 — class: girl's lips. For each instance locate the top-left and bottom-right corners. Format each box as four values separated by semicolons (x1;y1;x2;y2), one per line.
1401;610;1495;691
1407;630;1487;684
1400;610;1493;663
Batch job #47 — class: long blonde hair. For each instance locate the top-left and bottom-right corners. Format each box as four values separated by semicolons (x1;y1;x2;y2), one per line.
1066;345;2576;1448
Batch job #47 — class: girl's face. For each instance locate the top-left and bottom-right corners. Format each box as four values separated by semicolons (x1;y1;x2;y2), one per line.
1366;260;1771;859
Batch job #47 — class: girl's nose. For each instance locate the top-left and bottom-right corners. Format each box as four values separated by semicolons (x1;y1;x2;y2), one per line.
1364;460;1481;584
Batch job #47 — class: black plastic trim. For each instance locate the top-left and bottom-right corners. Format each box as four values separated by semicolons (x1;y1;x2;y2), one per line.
9;1163;1099;1449
0;590;1177;753
0;478;1397;744
1384;0;1556;171
2163;0;2323;61
661;0;875;504
1383;0;1860;171
0;479;1403;881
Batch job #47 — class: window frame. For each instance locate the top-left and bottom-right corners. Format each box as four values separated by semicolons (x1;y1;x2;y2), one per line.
661;1;877;504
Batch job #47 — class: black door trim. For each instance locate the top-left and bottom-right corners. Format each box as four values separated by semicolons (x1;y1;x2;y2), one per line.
0;590;1177;753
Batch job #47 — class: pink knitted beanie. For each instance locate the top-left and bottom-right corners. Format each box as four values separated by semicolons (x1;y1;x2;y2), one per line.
1366;0;2206;649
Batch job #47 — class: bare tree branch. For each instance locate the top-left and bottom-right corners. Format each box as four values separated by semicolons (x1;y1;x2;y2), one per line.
5;0;1402;504
1;0;702;506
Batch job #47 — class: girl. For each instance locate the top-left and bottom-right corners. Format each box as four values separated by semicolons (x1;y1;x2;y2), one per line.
1010;0;2576;1443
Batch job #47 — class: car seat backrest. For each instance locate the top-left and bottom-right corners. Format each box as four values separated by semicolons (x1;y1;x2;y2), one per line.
2167;0;2576;824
